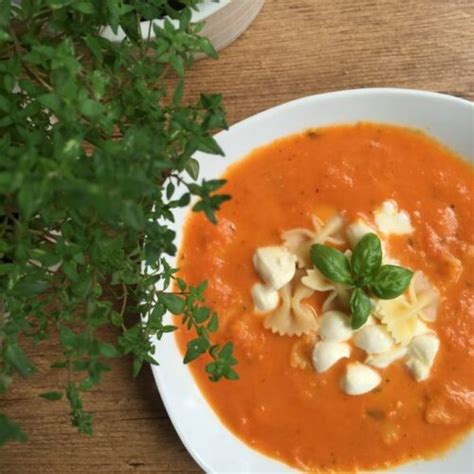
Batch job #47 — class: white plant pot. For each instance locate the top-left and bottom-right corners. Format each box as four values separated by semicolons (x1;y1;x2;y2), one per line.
101;0;265;52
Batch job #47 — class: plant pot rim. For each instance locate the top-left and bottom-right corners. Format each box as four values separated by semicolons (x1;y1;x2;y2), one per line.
100;0;231;43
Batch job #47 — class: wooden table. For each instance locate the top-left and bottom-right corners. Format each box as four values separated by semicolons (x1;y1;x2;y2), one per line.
1;1;473;472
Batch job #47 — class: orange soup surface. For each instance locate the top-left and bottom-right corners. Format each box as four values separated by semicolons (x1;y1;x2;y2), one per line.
176;123;474;472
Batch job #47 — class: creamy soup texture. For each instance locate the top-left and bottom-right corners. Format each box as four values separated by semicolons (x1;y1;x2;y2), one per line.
176;123;474;472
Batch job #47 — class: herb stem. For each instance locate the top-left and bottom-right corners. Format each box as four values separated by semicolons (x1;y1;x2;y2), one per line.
119;283;128;319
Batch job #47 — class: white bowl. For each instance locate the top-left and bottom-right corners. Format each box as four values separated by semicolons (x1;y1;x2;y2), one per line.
148;88;474;473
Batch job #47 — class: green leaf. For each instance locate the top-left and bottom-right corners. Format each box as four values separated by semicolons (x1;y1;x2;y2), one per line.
203;179;226;192
310;244;353;285
179;7;192;30
183;336;210;364
370;265;414;299
89;70;108;100
351;233;382;281
79;99;103;118
223;366;239;380
122;202;145;230
173;77;184;105
219;342;235;361
207;313;218;332
198;37;218;60
161;325;176;333
185;158;200;180
72;1;95;14
166;181;175;200
3;74;15;93
59;327;87;352
18;185;40;220
110;311;123;327
11;279;49;297
40;391;63;401
4;344;37;378
160;293;185;314
196;136;224;155
0;414;27;446
169;54;184;77
97;341;121;358
177;193;190;206
350;288;372;329
0;1;10;28
66;383;93;435
177;278;187;291
193;307;210;323
0;94;10;112
38;93;61;112
132;357;143;377
79;377;94;391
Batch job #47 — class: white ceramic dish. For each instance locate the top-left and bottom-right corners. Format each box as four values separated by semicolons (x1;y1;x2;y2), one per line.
147;88;474;473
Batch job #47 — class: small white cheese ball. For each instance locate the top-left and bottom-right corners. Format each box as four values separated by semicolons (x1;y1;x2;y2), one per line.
406;359;430;382
346;218;378;247
405;333;440;381
354;325;394;354
366;347;407;369
341;362;382;395
312;341;350;373
251;283;279;313
320;311;352;342
253;246;296;290
374;200;414;235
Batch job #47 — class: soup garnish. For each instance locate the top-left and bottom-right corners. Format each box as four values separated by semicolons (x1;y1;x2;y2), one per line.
251;201;440;394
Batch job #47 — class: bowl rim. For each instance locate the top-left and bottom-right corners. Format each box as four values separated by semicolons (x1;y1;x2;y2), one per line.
214;87;472;137
147;87;473;473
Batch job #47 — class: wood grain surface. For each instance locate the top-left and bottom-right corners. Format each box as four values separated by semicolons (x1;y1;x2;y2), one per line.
1;1;473;472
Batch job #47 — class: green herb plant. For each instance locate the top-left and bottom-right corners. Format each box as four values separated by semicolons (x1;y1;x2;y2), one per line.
311;233;413;329
0;0;238;446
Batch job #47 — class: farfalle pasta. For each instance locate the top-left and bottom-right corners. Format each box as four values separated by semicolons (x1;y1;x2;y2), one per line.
375;271;440;345
263;280;318;337
408;271;440;322
302;267;350;312
282;214;345;268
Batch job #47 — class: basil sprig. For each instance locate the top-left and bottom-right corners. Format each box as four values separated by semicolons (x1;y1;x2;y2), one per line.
311;233;413;329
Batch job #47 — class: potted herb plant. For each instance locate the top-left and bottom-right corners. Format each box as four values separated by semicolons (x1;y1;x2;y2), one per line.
101;0;266;53
0;0;238;445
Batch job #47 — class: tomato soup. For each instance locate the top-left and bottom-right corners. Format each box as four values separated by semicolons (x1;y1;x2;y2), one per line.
175;123;474;472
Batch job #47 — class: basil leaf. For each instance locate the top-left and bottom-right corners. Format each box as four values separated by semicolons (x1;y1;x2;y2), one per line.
351;233;382;281
370;265;414;299
350;288;372;329
310;244;353;285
